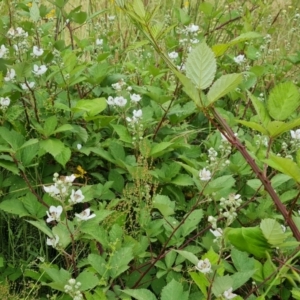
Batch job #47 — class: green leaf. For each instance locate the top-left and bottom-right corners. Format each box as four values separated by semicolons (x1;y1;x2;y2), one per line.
0;199;29;217
229;32;262;44
122;289;157;300
186;42;217;90
111;124;132;143
231;270;256;290
231;248;255;272
52;223;72;249
267;82;300;121
30;1;40;22
0;160;19;174
18;139;39;150
88;254;106;276
153;195;175;217
211;275;233;298
266;118;300;138
207;73;242;105
22;193;45;218
54;124;74;134
260;218;286;246
247;92;270;126
40;139;65;157
44;116;58;137
238;120;268;135
161;279;188;300
175;250;199;265
109;247;133;279
264;154;300;183
181;209;203;237
225;227;270;258
133;0;146;18
190;272;209;297
212;43;230;57
54;146;71;167
171;174;193;186
0;127;24;151
76;270;99;291
150;142;174;157
27;220;53;237
71;11;87;24
72;98;107;118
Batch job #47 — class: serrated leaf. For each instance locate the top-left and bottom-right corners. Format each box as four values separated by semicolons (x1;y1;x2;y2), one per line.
76;270;98;291
111;124;132;143
109;247;133;279
122;289;157;300
26;220;53;237
54;146;71;167
40;139;65;157
152;195;175;217
72;98;107;118
247;91;270;127
207;73;242;105
260;219;286;246
181;209;203;237
161;279;188;300
264;154;300;182
133;0;146;18
231;248;255;272
230;32;261;44
267;82;300;121
238;120;268;135
212;43;230;57
175;250;199;265
30;1;40;22
225;227;270;258
171;174;193;186
186;42;216;90
212;275;233;298
0;199;29;217
150;142;174;157
266;118;300;138
88;254;106;276
190;272;209;297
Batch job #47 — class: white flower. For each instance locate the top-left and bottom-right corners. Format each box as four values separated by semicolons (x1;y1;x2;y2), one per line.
46;235;59;248
7;28;15;37
108;15;116;21
0;45;8;58
64;174;76;183
291;129;300;140
133;109;142;119
15;27;28;38
4;68;16;82
111;80;125;90
75;208;96;221
199;168;211;181
96;38;103;46
186;24;199;33
107;96;115;106
69;189;85;204
21;81;35;90
177;64;186;71
46;205;63;223
77;144;82;150
43;184;60;195
130;93;141;103
210;228;223;238
33;64;47;76
0;97;10;108
168;51;178;59
190;38;199;44
114;96;127;107
223;287;237;299
33;46;44;56
195;258;211;274
233;54;246;65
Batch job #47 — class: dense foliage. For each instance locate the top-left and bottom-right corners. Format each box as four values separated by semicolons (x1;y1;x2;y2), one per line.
1;0;300;299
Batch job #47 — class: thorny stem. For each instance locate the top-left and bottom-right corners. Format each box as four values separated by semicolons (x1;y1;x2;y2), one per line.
211;108;300;241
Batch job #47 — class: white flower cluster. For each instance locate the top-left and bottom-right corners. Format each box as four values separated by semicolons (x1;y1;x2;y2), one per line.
7;27;28;38
126;109;143;124
0;45;8;58
64;278;83;300
220;194;242;225
4;68;16;82
107;95;127;107
0;97;10;110
291;129;300;140
112;78;126;90
33;64;47;76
